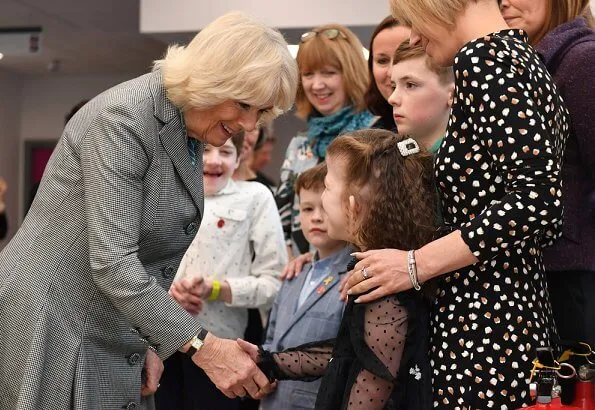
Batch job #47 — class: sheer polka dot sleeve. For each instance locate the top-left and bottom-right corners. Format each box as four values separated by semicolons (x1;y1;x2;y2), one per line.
346;295;408;409
257;340;335;381
257;296;410;409
445;31;570;260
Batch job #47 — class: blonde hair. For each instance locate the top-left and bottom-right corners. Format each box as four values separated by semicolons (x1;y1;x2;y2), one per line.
392;41;454;85
154;12;298;124
390;0;474;33
295;24;369;119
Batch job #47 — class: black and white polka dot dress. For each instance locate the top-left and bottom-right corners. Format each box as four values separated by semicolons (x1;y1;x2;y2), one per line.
431;30;570;409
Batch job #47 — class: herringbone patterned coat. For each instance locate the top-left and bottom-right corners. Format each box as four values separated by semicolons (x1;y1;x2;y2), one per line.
0;70;203;410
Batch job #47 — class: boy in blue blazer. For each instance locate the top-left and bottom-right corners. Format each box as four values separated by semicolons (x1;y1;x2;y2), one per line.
261;163;351;410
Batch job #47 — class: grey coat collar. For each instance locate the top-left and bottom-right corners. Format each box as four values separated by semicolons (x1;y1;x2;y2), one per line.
150;69;204;214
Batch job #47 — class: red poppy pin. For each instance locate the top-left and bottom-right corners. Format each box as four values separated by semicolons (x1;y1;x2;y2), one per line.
217;219;225;228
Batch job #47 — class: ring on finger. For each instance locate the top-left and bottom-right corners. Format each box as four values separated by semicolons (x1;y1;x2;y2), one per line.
360;267;370;280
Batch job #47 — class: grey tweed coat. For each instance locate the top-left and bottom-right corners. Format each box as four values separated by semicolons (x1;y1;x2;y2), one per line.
0;70;204;410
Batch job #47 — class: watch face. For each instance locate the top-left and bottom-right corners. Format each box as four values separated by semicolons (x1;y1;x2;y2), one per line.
191;337;204;350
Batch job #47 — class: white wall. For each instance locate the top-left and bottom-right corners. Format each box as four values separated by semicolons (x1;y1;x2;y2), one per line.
0;69;23;247
21;73;142;141
12;72;142;225
141;0;390;32
142;0;595;32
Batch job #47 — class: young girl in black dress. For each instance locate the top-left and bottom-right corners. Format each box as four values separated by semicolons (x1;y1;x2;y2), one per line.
239;129;436;409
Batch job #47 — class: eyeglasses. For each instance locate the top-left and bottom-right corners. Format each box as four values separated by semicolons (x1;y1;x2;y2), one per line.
300;29;348;43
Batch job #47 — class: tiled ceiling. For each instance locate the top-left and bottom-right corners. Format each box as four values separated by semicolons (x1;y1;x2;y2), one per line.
0;0;168;75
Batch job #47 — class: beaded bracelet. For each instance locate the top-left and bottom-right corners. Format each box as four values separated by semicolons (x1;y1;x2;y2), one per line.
407;250;422;291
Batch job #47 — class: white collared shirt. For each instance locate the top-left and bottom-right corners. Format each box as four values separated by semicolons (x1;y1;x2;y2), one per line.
174;179;287;339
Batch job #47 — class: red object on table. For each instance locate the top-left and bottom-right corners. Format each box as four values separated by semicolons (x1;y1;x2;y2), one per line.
571;381;595;410
521;398;581;410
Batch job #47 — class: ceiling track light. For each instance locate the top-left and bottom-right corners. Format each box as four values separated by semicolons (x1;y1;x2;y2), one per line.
0;26;43;56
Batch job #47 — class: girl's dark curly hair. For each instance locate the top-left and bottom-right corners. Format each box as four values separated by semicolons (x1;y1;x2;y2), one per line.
326;129;436;252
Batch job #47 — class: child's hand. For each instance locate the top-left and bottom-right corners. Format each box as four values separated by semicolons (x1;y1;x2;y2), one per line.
169;276;206;314
199;278;213;299
236;339;278;398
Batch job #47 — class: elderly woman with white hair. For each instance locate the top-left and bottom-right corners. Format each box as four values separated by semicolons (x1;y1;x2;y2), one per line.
0;11;297;410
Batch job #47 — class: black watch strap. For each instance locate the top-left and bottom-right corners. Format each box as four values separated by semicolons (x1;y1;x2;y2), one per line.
185;328;209;357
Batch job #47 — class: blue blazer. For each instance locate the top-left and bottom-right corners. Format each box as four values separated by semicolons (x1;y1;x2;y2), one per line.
261;247;352;410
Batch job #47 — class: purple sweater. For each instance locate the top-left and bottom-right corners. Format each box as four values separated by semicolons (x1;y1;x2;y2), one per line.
538;17;595;272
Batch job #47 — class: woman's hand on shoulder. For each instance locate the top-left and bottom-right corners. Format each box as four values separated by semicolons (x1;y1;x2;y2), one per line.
280;252;313;281
345;249;412;303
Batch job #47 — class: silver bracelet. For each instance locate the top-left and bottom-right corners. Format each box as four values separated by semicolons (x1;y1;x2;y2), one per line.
407;250;422;291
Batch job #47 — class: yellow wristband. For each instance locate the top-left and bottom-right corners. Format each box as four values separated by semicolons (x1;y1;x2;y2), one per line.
207;280;221;301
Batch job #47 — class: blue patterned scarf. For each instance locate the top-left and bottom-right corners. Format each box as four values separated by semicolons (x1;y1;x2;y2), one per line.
307;106;376;158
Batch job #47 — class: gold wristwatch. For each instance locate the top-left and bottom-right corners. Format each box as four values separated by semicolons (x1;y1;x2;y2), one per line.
184;328;209;357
